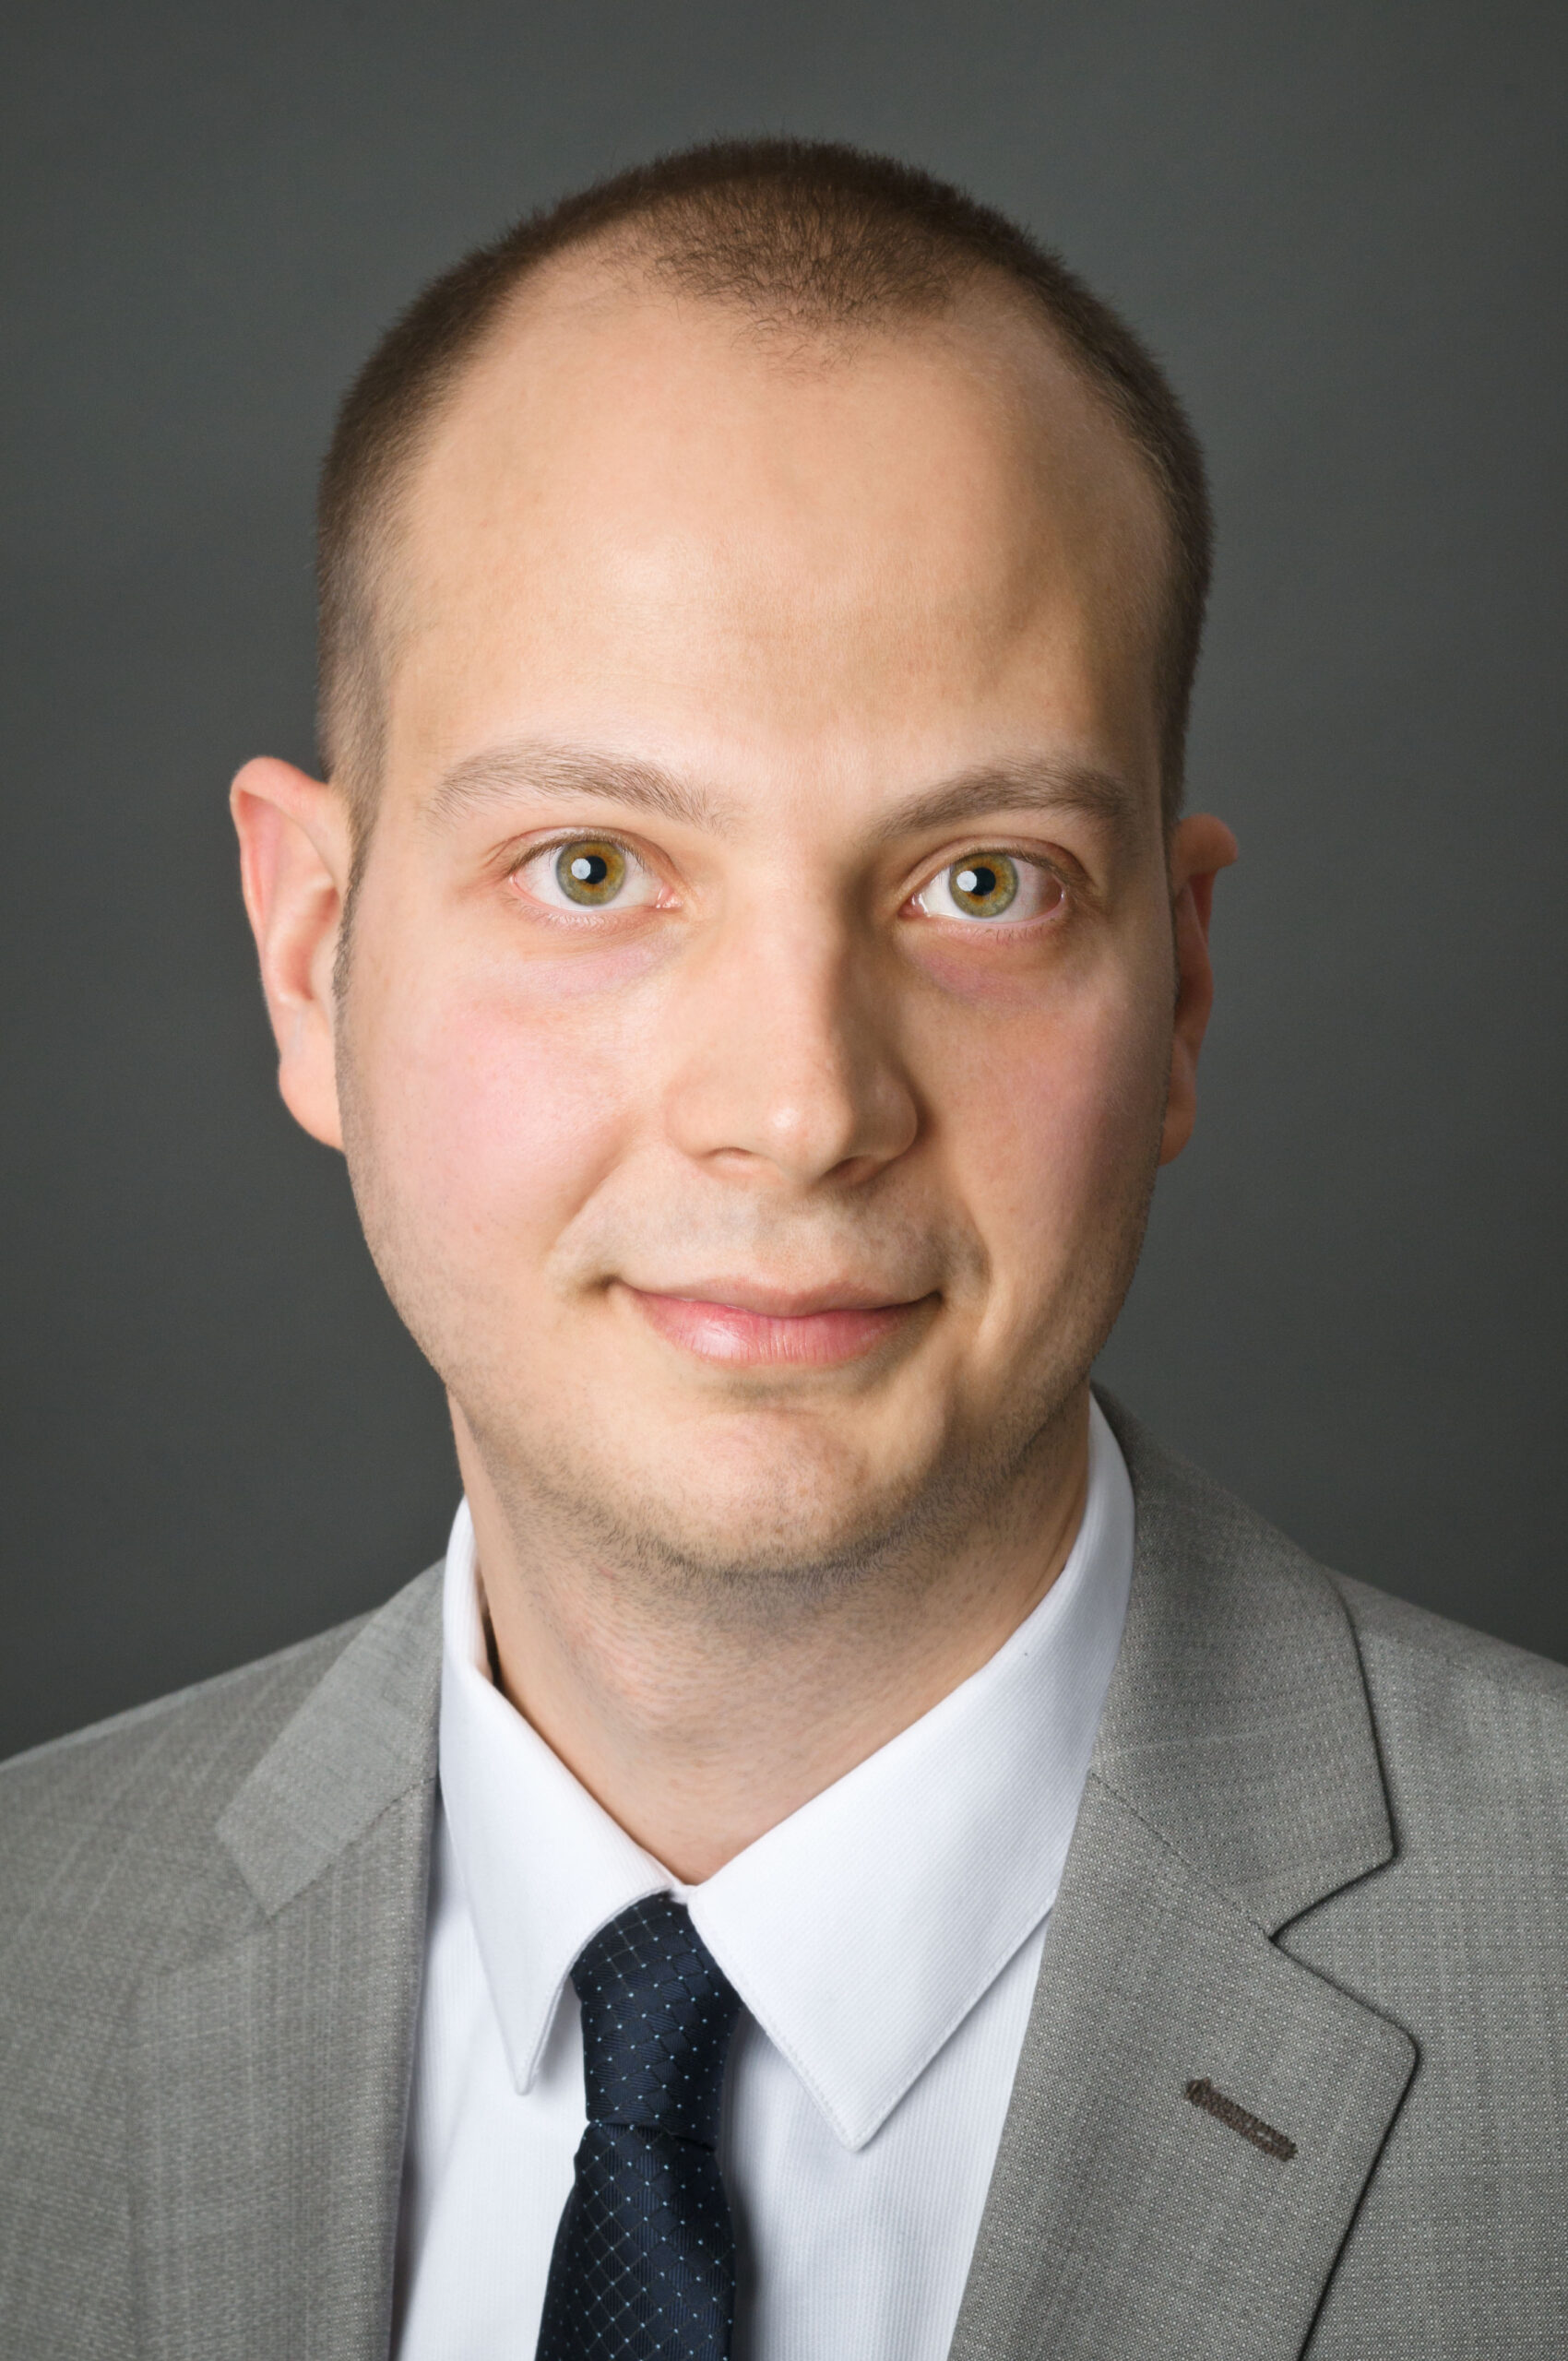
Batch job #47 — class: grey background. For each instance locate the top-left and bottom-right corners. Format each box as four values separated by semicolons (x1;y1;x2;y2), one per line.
2;0;1562;1759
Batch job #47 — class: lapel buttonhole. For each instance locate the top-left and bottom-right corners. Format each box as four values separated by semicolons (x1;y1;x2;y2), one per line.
1184;2076;1297;2162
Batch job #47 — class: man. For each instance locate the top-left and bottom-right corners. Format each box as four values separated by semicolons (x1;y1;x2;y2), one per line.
2;138;1563;2361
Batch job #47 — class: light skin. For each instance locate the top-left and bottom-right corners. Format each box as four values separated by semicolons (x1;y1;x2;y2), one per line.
233;259;1236;1881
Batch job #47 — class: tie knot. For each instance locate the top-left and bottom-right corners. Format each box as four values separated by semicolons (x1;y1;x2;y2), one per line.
571;1894;742;2150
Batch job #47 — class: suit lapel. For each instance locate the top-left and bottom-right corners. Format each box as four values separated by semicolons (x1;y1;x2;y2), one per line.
948;1775;1414;2360
125;1412;1418;2357
130;1572;442;2361
949;1402;1417;2361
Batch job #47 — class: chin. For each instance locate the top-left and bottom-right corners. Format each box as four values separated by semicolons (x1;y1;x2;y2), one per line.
526;1409;949;1596
676;1475;914;1577
679;1399;938;1528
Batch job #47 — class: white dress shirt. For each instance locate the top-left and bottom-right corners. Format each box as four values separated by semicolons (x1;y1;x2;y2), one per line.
394;1397;1133;2360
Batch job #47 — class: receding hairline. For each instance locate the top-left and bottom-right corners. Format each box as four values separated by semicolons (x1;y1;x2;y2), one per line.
370;237;1170;674
317;141;1211;846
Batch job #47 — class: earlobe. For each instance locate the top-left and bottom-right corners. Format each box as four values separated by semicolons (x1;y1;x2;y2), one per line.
230;757;354;1151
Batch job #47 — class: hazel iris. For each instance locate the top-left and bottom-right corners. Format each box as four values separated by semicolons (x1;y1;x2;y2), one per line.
948;853;1019;919
556;841;626;906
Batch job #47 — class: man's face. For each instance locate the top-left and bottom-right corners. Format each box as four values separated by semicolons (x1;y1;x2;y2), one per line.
316;275;1203;1583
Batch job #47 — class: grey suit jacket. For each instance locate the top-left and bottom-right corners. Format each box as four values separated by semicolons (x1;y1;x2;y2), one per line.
3;1401;1565;2357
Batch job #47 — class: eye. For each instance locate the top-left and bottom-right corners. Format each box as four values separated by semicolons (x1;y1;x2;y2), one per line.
911;850;1063;924
514;836;659;913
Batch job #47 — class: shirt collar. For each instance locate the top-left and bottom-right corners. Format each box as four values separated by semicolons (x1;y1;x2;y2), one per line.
438;1396;1133;2151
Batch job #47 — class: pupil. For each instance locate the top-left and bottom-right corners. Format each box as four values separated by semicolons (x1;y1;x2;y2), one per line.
571;853;606;884
959;865;995;897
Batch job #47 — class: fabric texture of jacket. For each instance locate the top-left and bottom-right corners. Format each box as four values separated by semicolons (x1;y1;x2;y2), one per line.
3;1396;1565;2358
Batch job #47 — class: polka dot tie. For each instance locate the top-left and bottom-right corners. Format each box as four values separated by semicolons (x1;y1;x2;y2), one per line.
535;1893;743;2360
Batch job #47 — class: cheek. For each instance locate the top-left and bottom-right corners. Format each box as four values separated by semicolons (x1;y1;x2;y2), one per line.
359;956;642;1254
932;972;1170;1263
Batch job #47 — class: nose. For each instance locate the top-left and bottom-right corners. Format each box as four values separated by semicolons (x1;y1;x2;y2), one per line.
660;903;920;1188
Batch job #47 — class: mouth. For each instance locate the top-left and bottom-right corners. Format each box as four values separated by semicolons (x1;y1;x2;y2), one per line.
617;1279;935;1369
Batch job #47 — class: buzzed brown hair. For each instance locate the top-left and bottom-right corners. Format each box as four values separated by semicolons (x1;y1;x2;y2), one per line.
318;137;1211;835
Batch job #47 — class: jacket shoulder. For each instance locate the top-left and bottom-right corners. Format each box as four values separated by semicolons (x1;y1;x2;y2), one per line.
0;1573;441;2357
2;1616;367;1904
1331;1568;1568;1706
0;1575;438;1997
3;1608;374;1780
1324;1565;1568;1866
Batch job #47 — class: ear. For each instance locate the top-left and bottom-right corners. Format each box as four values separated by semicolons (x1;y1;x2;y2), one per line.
1159;813;1239;1166
231;757;355;1150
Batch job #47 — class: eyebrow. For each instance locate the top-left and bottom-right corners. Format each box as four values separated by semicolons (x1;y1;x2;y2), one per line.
423;741;726;833
870;760;1146;856
423;739;1146;855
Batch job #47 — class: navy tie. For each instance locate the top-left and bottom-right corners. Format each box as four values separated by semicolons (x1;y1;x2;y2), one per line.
535;1893;743;2361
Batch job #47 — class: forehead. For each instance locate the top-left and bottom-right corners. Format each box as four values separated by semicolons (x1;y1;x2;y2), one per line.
381;267;1170;802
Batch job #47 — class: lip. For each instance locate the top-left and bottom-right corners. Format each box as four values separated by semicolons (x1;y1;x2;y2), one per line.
618;1280;932;1368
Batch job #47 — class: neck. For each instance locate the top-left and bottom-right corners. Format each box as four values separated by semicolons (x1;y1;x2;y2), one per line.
453;1390;1092;1883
